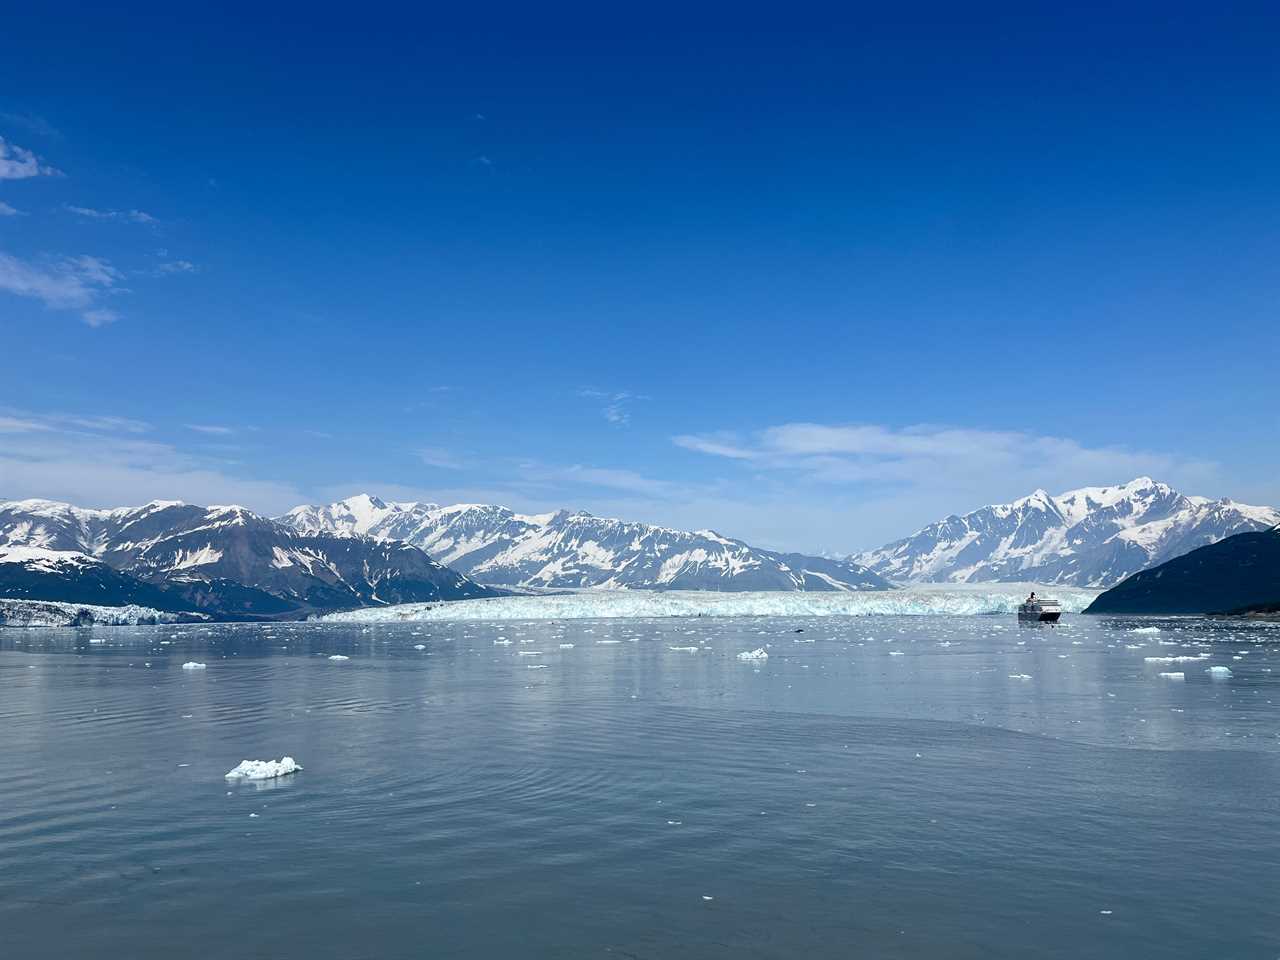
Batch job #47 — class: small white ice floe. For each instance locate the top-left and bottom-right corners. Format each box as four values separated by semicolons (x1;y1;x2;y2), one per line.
413;644;426;651
668;645;699;652
1158;672;1185;680
1129;627;1162;635
181;661;207;670
1144;655;1209;663
794;637;815;643
224;757;303;781
328;654;350;661
1008;674;1033;680
1206;666;1233;678
517;650;542;656
889;650;905;656
597;640;622;645
559;643;575;649
736;648;769;661
89;638;106;644
526;664;548;670
493;639;512;646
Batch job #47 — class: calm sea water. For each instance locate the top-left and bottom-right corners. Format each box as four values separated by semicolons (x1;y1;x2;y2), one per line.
2;614;1278;959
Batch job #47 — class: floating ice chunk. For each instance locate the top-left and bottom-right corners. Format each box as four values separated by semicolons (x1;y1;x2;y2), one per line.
1206;666;1233;678
526;664;548;670
1158;672;1185;680
668;645;699;652
794;637;815;643
517;650;542;656
493;639;512;646
889;650;905;656
559;643;575;649
89;638;106;644
1008;673;1032;680
328;654;350;661
181;661;207;670
413;644;426;650
1129;627;1162;635
597;640;622;645
1145;655;1209;663
737;648;769;661
224;757;303;781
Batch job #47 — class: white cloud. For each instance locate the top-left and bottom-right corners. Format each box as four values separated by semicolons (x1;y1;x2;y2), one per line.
578;388;646;426
0;136;59;180
417;447;463;469
0;251;124;326
64;204;157;225
186;424;236;436
674;421;1229;551
0;412;304;514
0;201;22;216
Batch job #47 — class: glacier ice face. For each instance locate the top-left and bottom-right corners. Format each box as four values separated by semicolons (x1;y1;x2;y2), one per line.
320;583;1101;623
225;757;303;781
0;598;200;627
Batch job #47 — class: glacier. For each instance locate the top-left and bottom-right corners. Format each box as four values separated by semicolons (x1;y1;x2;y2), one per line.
320;583;1101;623
0;598;204;627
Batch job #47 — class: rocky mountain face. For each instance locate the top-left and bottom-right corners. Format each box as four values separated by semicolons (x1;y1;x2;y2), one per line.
854;478;1280;588
0;499;496;620
1084;527;1280;615
0;546;196;612
282;495;891;591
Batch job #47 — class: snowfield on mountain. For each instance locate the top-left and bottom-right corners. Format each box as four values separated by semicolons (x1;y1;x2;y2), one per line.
282;494;890;592
854;478;1279;587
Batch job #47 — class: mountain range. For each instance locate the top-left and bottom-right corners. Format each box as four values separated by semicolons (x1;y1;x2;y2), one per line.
0;499;495;619
281;495;891;591
854;478;1279;587
1084;526;1280;615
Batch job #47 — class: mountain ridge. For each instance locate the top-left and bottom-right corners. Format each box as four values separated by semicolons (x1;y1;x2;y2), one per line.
854;477;1279;587
281;495;891;592
0;498;497;619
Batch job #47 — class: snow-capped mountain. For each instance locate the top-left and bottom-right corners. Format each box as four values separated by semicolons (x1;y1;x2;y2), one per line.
0;545;197;612
282;494;891;591
854;478;1280;587
0;498;496;619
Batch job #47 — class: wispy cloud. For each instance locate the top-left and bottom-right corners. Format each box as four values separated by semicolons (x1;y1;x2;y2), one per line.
0;136;60;180
65;204;158;225
673;420;1226;549
0;251;125;326
578;388;647;426
0;410;303;513
0;112;62;139
0;201;22;217
152;259;196;275
417;446;465;469
186;424;236;436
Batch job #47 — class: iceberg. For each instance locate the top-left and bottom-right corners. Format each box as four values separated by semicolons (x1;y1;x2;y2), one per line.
737;648;769;661
181;661;207;670
224;757;303;781
1158;672;1185;680
1206;666;1233;678
319;584;1101;624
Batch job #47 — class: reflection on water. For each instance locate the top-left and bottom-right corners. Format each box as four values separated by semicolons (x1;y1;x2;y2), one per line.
1;614;1278;959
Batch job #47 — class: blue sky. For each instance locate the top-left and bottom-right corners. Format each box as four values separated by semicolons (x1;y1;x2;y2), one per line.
2;3;1278;552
